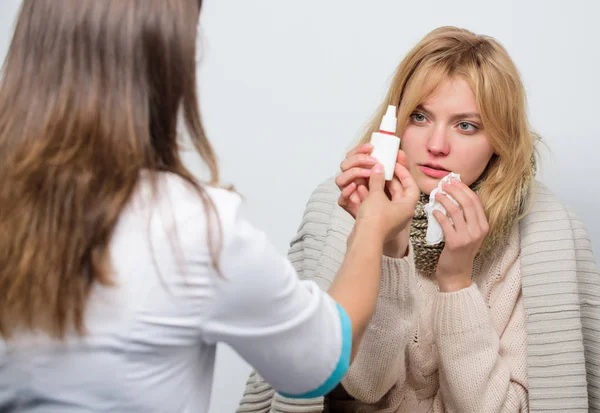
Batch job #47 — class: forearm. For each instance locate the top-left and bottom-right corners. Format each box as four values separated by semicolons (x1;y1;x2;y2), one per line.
341;250;419;404
327;224;384;360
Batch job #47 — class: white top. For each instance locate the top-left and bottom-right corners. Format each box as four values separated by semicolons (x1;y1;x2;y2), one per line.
0;173;351;413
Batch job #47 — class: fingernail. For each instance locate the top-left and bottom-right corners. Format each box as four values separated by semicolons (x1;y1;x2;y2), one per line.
372;164;383;173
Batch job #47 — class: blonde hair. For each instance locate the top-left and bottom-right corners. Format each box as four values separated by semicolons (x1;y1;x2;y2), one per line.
359;26;538;249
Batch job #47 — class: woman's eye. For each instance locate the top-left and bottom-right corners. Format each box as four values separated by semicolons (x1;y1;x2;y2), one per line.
458;122;477;132
411;113;427;122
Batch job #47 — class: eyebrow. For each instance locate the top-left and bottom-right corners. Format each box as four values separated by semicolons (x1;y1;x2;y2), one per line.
415;104;482;122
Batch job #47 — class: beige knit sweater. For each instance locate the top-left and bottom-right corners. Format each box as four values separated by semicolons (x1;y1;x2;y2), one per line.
237;178;600;413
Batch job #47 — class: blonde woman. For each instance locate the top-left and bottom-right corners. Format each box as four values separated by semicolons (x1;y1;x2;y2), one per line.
237;27;600;413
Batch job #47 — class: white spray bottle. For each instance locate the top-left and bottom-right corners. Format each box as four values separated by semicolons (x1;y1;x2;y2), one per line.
369;105;400;181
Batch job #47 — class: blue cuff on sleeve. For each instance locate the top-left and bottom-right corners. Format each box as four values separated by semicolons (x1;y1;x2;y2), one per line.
280;302;352;399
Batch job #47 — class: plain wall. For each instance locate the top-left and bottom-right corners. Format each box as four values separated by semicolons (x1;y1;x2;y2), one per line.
1;1;598;412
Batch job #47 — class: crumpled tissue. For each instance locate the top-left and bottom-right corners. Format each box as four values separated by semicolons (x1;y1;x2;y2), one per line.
424;172;462;245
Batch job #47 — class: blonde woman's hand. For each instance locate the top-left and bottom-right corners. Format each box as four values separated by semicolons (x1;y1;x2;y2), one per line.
337;146;415;257
433;180;489;292
336;145;410;217
336;143;379;218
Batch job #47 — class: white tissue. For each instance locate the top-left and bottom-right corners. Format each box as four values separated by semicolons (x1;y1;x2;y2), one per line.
424;173;461;245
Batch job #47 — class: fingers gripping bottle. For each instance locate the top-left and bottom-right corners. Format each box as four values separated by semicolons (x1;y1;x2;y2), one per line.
369;105;400;181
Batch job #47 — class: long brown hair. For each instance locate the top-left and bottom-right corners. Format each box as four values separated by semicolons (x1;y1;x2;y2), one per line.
0;0;221;339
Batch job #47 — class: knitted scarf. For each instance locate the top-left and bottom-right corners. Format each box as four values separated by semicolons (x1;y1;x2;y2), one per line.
410;186;524;276
410;193;444;276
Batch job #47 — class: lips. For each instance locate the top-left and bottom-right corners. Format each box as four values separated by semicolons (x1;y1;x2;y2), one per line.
419;163;451;179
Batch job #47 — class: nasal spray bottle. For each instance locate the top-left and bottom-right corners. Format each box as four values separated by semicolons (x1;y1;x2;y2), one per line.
370;105;399;181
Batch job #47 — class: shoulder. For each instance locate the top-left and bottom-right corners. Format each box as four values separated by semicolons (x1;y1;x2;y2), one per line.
522;180;595;253
525;180;584;228
306;176;340;206
130;172;243;238
523;180;572;227
529;180;565;207
296;176;343;231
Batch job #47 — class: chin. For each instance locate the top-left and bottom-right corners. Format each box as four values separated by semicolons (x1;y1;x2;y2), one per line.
415;177;438;196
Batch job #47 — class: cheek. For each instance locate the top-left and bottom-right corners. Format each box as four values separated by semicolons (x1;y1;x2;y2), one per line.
400;126;425;158
457;141;495;184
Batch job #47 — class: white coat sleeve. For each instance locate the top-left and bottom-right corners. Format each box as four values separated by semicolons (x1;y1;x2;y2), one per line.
200;195;351;399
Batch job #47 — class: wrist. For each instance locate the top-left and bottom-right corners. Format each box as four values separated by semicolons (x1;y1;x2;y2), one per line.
437;273;472;293
350;221;386;249
383;228;410;258
383;237;409;258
